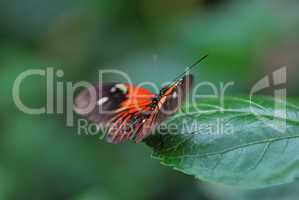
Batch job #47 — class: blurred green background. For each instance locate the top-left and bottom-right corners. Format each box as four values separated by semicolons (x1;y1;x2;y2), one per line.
1;0;299;199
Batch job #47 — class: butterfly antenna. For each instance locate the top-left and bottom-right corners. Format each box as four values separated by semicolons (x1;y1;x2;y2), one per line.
173;54;208;83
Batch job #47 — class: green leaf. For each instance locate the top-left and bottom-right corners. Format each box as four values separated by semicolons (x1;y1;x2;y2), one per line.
201;180;299;200
146;96;299;188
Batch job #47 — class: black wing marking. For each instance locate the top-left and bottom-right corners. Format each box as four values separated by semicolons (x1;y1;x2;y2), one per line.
74;83;127;125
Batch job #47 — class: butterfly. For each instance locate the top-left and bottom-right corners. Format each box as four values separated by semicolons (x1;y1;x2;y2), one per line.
74;55;207;144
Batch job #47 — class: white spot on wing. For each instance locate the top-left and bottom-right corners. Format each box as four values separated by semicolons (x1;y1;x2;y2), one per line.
97;97;109;105
115;84;128;94
172;92;178;98
110;87;117;93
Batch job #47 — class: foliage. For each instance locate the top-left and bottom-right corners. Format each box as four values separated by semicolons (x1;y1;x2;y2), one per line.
147;97;299;188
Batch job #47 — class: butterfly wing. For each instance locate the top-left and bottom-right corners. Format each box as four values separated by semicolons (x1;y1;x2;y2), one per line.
75;83;126;125
74;83;155;143
157;74;193;121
